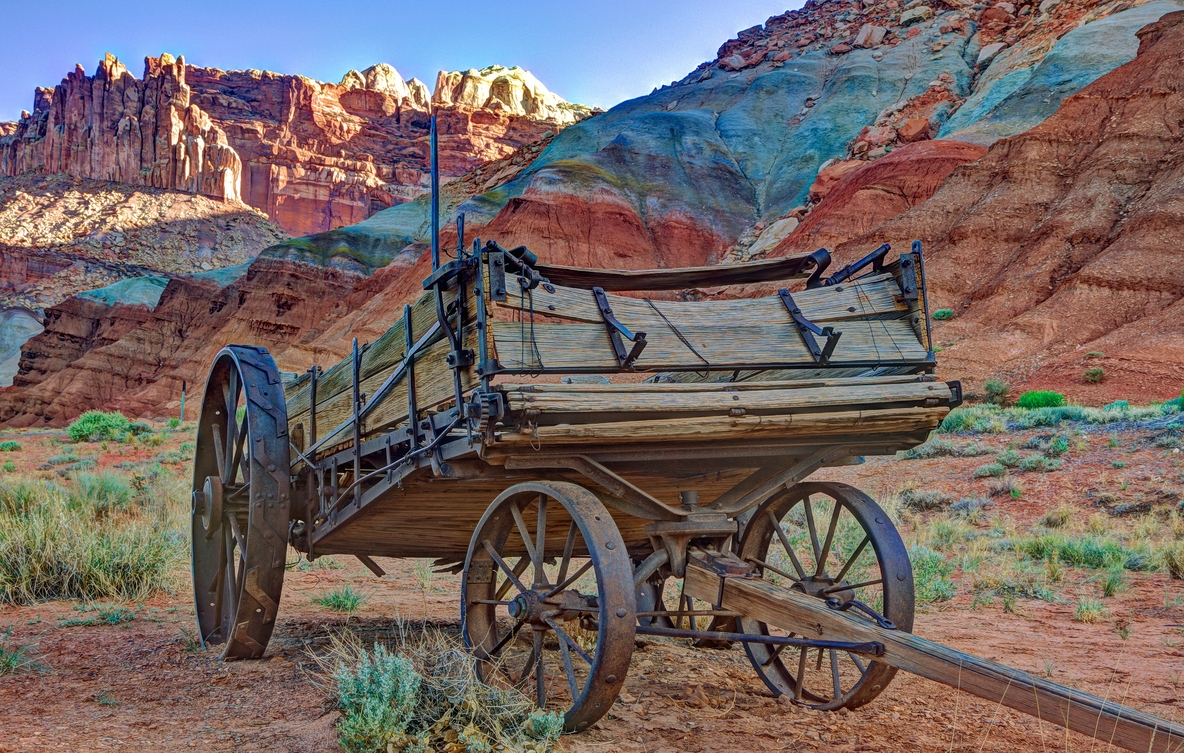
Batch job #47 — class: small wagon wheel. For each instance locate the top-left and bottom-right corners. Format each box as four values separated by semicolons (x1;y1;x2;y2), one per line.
191;345;291;660
736;481;913;710
462;481;636;732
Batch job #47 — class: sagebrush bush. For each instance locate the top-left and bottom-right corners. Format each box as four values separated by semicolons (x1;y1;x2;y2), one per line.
1084;367;1105;384
900;488;953;511
983;380;1010;406
932;309;954;320
973;462;1006;478
0;441;20;452
1015;391;1066;409
910;545;956;606
0;470;186;604
66;411;130;442
334;644;421;753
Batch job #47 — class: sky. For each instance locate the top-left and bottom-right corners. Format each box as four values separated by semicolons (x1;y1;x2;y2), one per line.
0;0;804;122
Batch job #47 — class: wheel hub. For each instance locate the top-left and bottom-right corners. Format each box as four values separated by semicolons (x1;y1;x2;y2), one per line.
508;587;596;625
201;475;223;536
794;574;853;601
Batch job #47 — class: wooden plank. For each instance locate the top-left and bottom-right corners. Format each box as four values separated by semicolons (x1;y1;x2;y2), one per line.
534;252;821;291
683;562;1184;753
492;406;948;447
491;319;929;372
496;273;907;328
498;375;929;394
502;381;953;415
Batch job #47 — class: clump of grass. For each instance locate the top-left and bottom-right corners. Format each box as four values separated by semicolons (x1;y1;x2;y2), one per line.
932;309;954;320
127;421;153;437
910;545;956;606
1020;455;1062;473
0;461;14;473
950;497;994;516
318;629;565;753
59;603;136;627
0;628;42;675
1101;569;1125;598
1164;542;1184;580
1040;505;1075;529
997;449;1022;468
69;471;135;516
0;441;20;452
0;471;186;604
167;417;180;430
1014;534;1146;571
973;462;1006;478
1074;598;1106;624
67;411;131;443
1016;391;1066;409
983;380;1010;406
985;476;1022;498
1083;367;1105;384
314;585;368;613
900;488;954;512
898;437;995;460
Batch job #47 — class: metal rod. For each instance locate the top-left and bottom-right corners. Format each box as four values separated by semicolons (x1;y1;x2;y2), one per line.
633;625;884;656
430;112;440;271
308;365;318;446
351;338;361;507
405;304;418;452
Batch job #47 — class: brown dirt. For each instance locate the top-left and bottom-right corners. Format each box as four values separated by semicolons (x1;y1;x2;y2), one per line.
1;420;1182;752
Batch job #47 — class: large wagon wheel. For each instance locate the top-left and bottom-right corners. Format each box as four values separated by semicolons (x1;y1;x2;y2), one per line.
736;481;913;710
462;481;636;732
191;345;291;660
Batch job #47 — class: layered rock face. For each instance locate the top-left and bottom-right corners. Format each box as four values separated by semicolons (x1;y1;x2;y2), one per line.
826;10;1184;402
0;54;241;202
2;58;590;237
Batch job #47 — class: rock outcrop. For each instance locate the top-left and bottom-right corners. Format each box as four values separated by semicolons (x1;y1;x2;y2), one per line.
826;10;1184;402
2;56;591;237
0;54;242;202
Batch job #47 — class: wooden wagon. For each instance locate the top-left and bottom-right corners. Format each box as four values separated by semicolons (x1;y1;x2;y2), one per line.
190;229;1184;750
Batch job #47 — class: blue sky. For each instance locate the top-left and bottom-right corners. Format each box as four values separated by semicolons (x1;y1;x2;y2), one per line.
0;1;802;121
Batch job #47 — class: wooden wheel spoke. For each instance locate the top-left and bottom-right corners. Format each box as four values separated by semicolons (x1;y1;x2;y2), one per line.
830;649;842;699
794;646;807;701
824;577;883;594
556;627;579;699
544;559;592;599
545;617;593;665
847;652;867;673
533;630;546;707
495;556;531;601
227;514;247;561
557;521;577;584
487;618;527;657
510;502;539;572
766;509;807;580
817;501;843;577
211;425;226;483
482;540;530;596
803;496;823;567
534;496;548;587
832;535;870;584
230;421;248;486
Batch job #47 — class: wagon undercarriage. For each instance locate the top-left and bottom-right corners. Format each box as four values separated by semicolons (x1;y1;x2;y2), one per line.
189;202;1184;750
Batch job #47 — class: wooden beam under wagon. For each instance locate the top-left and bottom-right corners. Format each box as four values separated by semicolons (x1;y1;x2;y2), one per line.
683;558;1184;753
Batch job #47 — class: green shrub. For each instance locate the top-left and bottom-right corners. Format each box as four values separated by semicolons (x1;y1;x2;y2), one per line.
67;411;130;442
973;462;1006;478
0;462;14;474
127;421;152;437
1015;391;1066;409
69;471;135;516
335;644;421;753
1040;505;1074;529
0;441;20;452
1015;534;1144;571
315;585;368;613
1164;542;1184;580
932;309;954;320
1101;569;1125;598
1020;455;1062;473
983;380;1010;406
1083;367;1105;384
900;488;954;511
1104;400;1129;411
1086;351;1104;358
997;449;1022;468
167;417;180;429
910;545;956;606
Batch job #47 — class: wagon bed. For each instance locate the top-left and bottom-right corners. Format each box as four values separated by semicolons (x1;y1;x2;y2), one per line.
188;233;1184;751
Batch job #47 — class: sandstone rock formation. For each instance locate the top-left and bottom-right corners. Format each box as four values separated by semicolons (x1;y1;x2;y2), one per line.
826;10;1184;402
2;56;591;237
0;54;242;203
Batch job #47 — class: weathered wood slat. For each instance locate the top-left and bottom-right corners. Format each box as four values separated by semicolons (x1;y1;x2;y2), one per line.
496;273;907;328
491;319;928;371
502;381;953;415
499;375;930;393
492;406;947;446
683;562;1184;753
534;252;821;291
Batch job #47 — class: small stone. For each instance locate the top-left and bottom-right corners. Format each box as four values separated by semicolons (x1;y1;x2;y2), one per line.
829;43;853;54
1038;0;1059;11
898;117;931;142
900;5;935;25
977;41;1008;65
981;6;1012;22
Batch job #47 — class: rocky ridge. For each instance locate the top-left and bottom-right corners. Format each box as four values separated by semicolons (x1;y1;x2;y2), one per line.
2;57;592;236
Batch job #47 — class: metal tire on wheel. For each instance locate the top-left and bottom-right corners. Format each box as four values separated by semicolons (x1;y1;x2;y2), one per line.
736;481;913;710
191;345;291;660
462;481;636;732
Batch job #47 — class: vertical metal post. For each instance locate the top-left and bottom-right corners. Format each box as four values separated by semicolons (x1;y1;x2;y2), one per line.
351;338;361;507
474;238;491;392
179;380;186;425
456;212;465;256
912;240;935;359
404;304;418;452
430;112;440;272
308;365;318;446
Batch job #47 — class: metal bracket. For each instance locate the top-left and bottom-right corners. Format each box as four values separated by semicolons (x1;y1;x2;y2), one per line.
898;253;919;302
592;286;647;368
778;289;841;365
806;243;891;289
825;597;897;630
488;251;507;302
